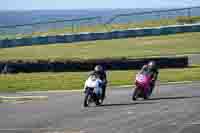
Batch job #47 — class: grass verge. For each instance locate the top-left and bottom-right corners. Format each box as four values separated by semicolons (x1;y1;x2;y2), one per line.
0;65;199;92
0;32;200;61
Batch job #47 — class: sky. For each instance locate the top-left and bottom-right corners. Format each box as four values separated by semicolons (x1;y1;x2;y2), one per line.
1;0;200;10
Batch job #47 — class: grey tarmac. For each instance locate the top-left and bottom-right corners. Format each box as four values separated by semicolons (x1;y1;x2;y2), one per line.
0;82;200;133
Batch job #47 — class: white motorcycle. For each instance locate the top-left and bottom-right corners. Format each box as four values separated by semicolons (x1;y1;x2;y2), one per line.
83;75;103;107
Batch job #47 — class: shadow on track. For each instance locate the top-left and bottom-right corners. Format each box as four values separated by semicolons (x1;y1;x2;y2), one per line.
98;95;200;107
149;95;200;101
100;101;156;107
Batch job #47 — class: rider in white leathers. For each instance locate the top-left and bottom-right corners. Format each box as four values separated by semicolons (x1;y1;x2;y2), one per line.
84;74;103;96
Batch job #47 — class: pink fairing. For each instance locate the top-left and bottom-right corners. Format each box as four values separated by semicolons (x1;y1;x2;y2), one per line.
135;74;151;93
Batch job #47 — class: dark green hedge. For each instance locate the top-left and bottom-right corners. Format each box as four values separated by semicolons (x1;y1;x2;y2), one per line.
0;56;188;74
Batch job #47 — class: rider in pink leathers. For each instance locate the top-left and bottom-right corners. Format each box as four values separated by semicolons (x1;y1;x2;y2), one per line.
139;61;159;95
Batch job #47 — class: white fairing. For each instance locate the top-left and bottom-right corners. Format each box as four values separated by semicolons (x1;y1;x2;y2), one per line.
84;76;102;95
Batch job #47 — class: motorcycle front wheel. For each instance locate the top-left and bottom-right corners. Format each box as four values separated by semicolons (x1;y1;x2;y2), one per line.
84;92;92;107
132;87;139;101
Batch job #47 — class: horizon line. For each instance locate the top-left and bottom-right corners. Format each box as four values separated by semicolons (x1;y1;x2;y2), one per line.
0;6;192;11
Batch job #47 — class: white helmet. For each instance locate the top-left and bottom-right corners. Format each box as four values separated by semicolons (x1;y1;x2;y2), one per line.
148;61;156;69
94;65;103;72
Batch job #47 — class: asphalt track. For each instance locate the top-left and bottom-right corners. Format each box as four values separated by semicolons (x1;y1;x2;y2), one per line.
0;82;200;133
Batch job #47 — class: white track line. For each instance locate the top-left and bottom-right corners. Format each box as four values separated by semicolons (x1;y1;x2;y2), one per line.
17;81;195;94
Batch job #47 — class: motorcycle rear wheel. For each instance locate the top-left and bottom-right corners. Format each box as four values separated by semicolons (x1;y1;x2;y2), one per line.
143;94;149;100
95;94;102;106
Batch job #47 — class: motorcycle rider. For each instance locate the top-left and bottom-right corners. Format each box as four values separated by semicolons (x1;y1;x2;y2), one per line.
139;61;159;95
89;65;107;100
84;74;103;97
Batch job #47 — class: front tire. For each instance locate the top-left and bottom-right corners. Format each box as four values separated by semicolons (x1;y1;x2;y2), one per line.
84;92;91;107
132;88;139;101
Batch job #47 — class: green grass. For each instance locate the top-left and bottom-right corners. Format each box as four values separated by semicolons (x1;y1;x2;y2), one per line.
0;32;199;61
0;66;200;92
1;16;200;40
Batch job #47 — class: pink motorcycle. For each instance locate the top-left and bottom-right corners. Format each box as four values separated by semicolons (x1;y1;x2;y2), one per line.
132;73;152;100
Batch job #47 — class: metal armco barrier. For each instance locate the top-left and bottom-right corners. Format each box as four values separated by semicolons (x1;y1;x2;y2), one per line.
0;24;200;48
